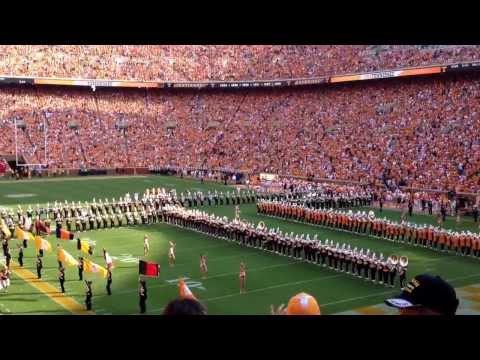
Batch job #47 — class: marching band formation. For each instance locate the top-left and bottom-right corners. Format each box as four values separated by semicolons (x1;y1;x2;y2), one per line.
161;204;408;288
257;200;480;258
0;188;258;236
0;185;407;298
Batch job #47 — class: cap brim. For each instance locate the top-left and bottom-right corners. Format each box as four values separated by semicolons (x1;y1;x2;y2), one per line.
384;298;416;309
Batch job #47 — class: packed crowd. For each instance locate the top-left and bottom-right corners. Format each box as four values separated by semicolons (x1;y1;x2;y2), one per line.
257;200;480;257
0;45;479;81
1;61;480;192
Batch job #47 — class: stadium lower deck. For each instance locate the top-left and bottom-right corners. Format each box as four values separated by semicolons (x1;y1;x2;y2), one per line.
1;175;480;315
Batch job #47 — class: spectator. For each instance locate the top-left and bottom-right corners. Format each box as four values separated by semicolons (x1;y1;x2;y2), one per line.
163;298;207;315
0;47;479;193
384;274;459;315
271;292;321;315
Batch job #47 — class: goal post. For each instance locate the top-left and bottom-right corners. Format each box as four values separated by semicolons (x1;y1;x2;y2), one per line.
14;115;49;168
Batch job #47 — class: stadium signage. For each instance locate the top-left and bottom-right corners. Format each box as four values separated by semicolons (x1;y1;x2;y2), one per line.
447;62;480;71
0;77;34;84
293;78;328;85
260;173;278;181
0;61;477;90
359;70;399;80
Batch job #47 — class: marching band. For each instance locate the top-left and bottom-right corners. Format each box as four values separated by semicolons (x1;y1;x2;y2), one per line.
258;200;480;258
160;204;408;288
5;185;473;304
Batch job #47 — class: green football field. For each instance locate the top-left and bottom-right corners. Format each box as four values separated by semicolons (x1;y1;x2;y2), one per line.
1;175;480;315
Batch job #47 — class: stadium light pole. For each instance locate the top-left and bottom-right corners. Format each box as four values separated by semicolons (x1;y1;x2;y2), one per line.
43;113;48;168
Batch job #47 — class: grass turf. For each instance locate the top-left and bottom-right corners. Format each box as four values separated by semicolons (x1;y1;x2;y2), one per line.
1;175;480;315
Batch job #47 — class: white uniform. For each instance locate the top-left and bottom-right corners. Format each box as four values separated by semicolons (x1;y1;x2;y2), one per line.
169;242;175;260
144;238;150;253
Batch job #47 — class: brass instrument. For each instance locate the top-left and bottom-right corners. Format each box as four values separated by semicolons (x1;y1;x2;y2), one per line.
388;254;399;266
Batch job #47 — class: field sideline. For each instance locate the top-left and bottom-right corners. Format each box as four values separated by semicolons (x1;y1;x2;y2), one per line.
1;175;480;315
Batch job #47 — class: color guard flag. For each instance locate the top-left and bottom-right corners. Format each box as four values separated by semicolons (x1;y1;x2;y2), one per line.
0;219;11;238
34;236;52;252
57;248;78;267
14;226;25;241
179;279;197;300
24;230;35;242
77;239;91;255
138;260;159;277
84;259;108;278
105;251;114;269
35;220;51;235
56;228;74;240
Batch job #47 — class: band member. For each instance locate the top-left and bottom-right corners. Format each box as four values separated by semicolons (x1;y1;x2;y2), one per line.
2;239;7;256
85;281;93;311
143;235;150;256
239;262;246;294
370;256;377;283
17;244;24;267
106;269;112;295
78;257;84;281
36;255;43;279
5;249;11;268
200;254;207;279
139;279;147;314
58;266;65;293
398;264;407;289
168;241;176;266
66;217;73;232
389;263;397;288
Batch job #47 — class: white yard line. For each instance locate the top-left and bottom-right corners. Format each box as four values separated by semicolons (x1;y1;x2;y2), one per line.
201;273;344;303
0;175;147;184
0;303;12;314
97;260;304;299
447;272;480;283
322;290;397;307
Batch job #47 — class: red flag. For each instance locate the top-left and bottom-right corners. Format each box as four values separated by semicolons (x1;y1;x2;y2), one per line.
138;260;159;277
35;220;51;235
56;227;74;240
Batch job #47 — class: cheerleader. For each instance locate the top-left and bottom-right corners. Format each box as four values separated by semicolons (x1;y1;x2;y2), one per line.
239;262;246;294
200;254;208;279
143;235;150;256
168;241;176;266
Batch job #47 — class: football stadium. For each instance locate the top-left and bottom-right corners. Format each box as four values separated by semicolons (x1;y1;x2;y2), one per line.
0;45;480;315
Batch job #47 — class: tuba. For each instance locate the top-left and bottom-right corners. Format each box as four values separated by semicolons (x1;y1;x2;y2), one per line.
388;254;399;266
399;256;408;267
257;221;266;230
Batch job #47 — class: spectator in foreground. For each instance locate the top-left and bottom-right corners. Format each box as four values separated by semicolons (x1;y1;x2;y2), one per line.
385;274;459;315
163;298;207;315
271;292;321;315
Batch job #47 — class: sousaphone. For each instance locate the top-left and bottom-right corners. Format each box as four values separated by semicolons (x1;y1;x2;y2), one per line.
387;254;399;266
257;220;266;230
399;256;409;267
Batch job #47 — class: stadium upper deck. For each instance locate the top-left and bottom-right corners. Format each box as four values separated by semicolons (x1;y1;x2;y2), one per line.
0;45;479;81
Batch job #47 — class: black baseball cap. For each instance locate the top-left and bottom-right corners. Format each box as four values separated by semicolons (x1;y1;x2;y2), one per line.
385;274;459;315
